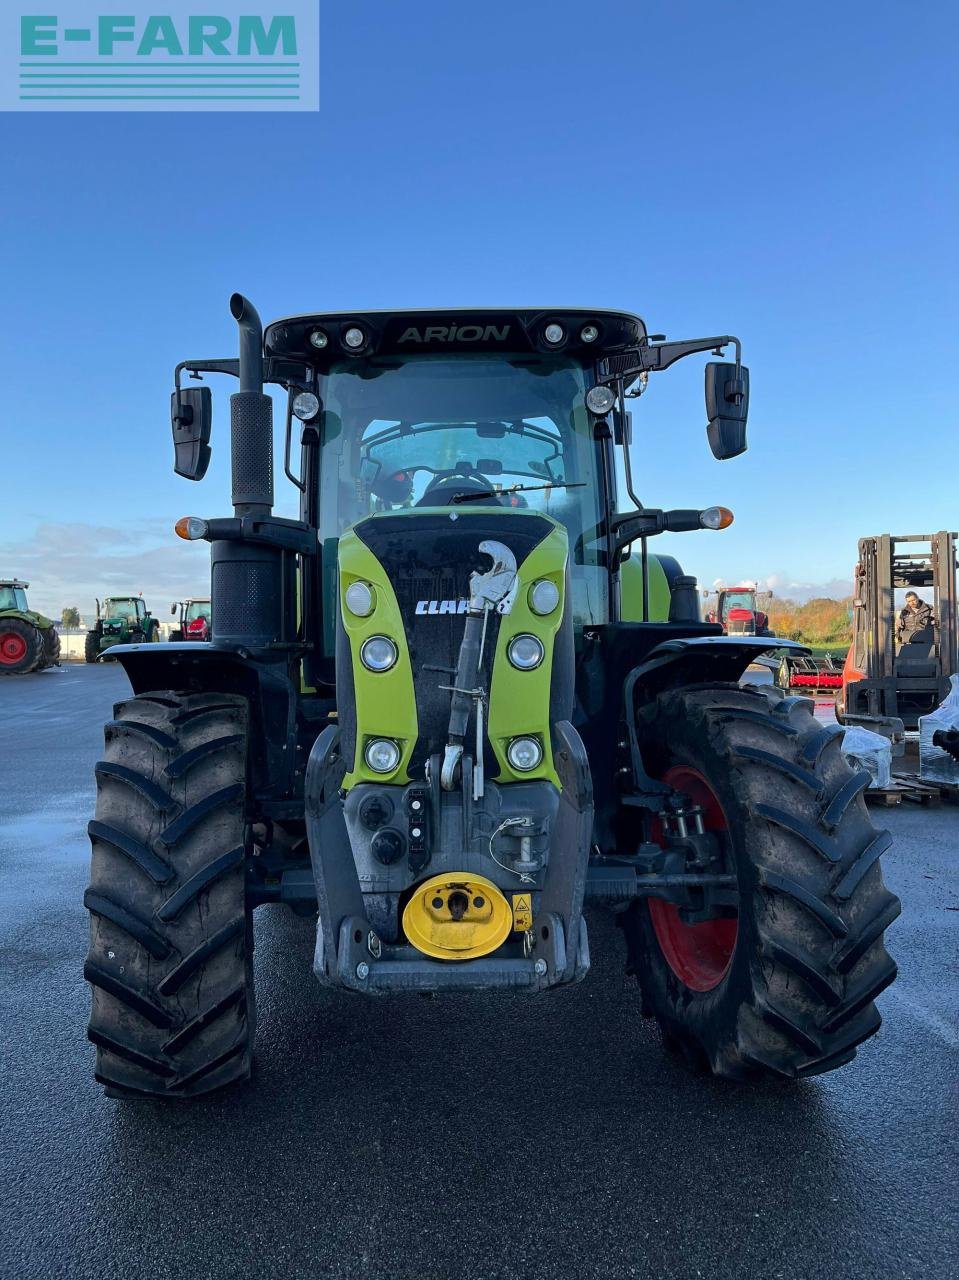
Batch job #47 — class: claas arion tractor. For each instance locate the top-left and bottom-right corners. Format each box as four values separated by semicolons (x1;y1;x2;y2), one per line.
84;298;899;1098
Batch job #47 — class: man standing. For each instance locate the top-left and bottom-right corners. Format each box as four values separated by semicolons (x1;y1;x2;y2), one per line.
896;591;936;644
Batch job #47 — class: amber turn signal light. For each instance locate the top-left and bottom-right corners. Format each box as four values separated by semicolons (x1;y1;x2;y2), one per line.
700;506;734;530
175;516;209;541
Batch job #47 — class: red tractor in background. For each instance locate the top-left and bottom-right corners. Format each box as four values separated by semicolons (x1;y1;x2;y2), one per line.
169;598;212;642
705;584;773;637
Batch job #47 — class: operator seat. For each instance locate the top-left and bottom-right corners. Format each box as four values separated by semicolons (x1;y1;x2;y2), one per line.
895;634;937;679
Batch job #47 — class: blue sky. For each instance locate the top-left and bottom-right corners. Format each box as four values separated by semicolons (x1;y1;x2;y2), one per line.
2;0;956;616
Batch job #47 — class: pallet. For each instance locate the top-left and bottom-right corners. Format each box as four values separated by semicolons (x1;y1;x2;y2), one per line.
865;777;942;807
893;772;959;806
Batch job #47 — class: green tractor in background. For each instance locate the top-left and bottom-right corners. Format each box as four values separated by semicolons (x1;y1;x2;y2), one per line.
84;296;899;1099
0;579;61;674
85;596;159;663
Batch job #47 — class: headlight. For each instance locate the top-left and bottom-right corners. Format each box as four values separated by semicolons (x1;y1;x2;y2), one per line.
580;324;599;343
343;326;366;350
309;329;328;349
365;739;401;774
292;391;320;421
507;634;544;670
529;579;560;615
544;323;565;345
345;581;375;617
507;737;543;772
585;385;616;415
360;635;397;671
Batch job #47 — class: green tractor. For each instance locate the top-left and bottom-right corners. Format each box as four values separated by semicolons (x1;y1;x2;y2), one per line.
169;597;212;642
85;596;159;662
0;579;61;674
84;297;900;1099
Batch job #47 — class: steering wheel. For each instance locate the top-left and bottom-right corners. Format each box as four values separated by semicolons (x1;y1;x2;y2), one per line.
416;464;503;507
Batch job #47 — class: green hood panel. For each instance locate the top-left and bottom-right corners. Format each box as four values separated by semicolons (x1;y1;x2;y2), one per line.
336;510;571;791
0;608;53;630
338;530;419;788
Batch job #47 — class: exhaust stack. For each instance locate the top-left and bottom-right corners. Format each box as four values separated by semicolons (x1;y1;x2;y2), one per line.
228;293;273;516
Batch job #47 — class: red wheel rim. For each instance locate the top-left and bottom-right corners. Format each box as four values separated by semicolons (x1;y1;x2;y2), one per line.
0;631;28;665
648;766;738;993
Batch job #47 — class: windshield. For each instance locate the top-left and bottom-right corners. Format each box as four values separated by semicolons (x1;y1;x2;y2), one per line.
317;353;609;625
105;599;137;619
722;591;756;613
184;601;210;622
0;587;28;611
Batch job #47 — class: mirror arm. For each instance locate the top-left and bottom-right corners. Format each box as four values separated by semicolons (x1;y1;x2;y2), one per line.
283;388;307;494
597;335;741;384
173;356;310;396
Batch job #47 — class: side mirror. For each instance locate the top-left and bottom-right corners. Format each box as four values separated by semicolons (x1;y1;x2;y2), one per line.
170;603;178;616
705;362;749;459
171;386;212;480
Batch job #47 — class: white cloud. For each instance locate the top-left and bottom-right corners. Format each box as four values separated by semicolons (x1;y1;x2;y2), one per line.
1;520;208;620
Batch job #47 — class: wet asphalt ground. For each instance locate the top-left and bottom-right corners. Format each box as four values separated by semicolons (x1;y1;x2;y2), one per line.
1;664;956;1280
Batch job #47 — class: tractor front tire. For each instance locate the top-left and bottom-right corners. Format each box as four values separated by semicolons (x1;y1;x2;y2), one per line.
623;683;899;1080
0;618;42;674
85;691;254;1098
84;631;100;663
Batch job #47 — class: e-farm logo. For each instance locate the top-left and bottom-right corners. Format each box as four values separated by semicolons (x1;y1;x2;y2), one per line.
4;2;319;111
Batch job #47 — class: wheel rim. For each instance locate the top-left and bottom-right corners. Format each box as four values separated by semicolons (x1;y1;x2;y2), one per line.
0;631;28;665
648;766;738;993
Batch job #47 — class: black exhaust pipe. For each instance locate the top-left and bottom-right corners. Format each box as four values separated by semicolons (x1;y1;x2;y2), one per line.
211;293;284;650
230;291;264;393
228;292;273;516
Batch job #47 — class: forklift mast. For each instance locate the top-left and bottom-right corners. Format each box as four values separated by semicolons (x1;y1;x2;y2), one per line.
847;531;958;728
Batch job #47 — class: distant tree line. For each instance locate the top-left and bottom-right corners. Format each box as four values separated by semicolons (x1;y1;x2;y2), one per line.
766;597;852;646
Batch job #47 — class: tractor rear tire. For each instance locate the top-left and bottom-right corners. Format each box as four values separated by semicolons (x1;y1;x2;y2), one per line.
39;626;61;670
85;632;100;663
85;690;254;1098
0;618;42;674
623;683;900;1080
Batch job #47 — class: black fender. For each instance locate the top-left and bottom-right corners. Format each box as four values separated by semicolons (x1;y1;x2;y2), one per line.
620;636;809;810
625;635;807;702
104;641;301;806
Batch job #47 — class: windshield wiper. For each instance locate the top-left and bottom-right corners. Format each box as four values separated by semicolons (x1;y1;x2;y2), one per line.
451;481;585;504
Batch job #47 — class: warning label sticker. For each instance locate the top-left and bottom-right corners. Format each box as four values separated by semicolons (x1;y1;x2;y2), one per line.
511;894;532;932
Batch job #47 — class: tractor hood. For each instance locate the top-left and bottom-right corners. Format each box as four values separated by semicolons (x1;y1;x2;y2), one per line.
336;509;573;790
0;607;53;628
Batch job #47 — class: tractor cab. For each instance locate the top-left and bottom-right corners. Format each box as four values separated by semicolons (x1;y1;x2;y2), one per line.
101;597;140;626
0;580;30;613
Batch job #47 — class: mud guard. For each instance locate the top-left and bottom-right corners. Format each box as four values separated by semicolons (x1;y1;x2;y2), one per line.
621;635;809;812
624;635;808;699
103;640;299;802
